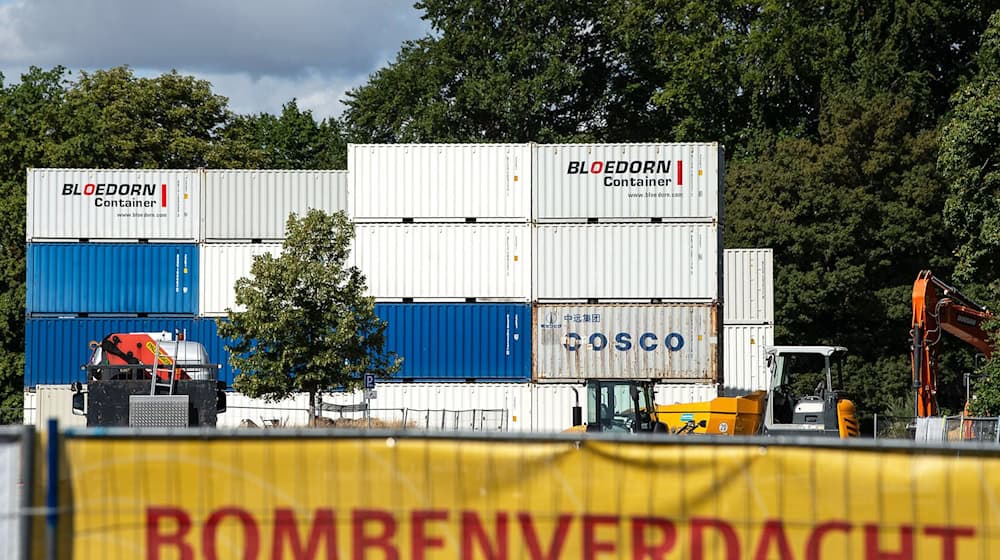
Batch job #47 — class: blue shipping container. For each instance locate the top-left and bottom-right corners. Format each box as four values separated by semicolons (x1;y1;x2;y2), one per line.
376;303;531;381
25;318;237;387
25;304;532;386
27;243;198;315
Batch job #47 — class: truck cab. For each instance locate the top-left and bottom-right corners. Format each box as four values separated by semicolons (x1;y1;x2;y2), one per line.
584;379;658;433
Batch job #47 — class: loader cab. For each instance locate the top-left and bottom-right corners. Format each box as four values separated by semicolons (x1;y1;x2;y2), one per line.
583;380;658;433
763;346;856;437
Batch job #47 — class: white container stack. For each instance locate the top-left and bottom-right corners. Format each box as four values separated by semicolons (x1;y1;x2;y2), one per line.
529;143;723;389
722;248;775;394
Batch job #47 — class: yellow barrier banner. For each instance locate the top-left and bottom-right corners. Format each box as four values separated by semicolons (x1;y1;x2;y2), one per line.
59;435;1000;559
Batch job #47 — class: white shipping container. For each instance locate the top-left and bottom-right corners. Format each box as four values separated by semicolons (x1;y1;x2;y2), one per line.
218;393;312;428
532;304;719;381
199;243;283;316
724;248;774;324
202;170;348;241
533;143;722;222
655;383;719;404
354;224;530;300
33;385;87;429
533;223;720;300
28;168;199;241
350;144;532;221
721;324;774;394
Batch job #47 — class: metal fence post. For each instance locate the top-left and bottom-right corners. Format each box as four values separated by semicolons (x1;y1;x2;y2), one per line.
45;418;58;560
21;425;35;560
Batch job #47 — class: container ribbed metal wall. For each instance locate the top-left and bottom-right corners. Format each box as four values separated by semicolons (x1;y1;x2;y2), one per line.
532;143;722;222
721;324;774;394
27;168;199;241
655;383;719;405
202;170;348;241
354;224;530;300
377;303;530;381
532;304;719;381
533;224;720;301
27;243;198;315
724;248;774;324
350;144;532;221
199;243;282;316
24;318;233;387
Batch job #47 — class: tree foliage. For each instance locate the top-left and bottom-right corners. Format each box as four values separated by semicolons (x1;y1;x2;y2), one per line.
726;89;949;414
940;11;1000;294
218;210;400;414
216;100;347;169
939;12;1000;413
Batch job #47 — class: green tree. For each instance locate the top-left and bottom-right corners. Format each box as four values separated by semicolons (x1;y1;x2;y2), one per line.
725;89;951;415
218;210;400;417
939;11;1000;294
0;66;69;422
53;67;231;168
215;100;347;169
344;0;614;143
939;12;1000;415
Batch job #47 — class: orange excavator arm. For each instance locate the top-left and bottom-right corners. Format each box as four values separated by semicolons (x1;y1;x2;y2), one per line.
911;270;994;417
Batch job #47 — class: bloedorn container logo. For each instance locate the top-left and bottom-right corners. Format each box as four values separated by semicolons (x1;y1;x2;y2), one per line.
62;182;168;209
566;159;684;188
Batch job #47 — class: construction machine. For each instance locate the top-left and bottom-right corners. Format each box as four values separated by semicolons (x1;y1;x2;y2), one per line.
71;330;227;427
911;270;994;417
572;345;859;438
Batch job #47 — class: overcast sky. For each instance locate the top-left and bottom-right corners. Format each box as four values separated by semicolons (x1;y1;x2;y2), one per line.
0;0;430;120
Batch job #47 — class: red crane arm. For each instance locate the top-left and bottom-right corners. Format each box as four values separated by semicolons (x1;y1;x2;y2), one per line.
911;270;994;417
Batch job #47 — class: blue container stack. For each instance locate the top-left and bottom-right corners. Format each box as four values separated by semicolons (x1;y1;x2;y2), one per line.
25;169;209;388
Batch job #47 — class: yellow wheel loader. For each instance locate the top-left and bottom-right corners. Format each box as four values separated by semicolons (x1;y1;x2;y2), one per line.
569;346;859;438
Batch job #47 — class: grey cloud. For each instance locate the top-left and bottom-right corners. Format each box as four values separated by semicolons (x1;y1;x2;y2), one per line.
1;0;429;78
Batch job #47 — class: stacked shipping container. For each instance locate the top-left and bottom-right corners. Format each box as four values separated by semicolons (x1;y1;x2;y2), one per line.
24;169;351;390
26;170;206;399
348;144;533;382
530;143;723;392
722;248;775;394
26;143;753;430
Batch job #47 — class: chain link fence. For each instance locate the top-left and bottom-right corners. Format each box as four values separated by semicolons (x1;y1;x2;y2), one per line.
943;416;1000;442
873;415;917;439
875;414;1000;443
320;407;509;431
